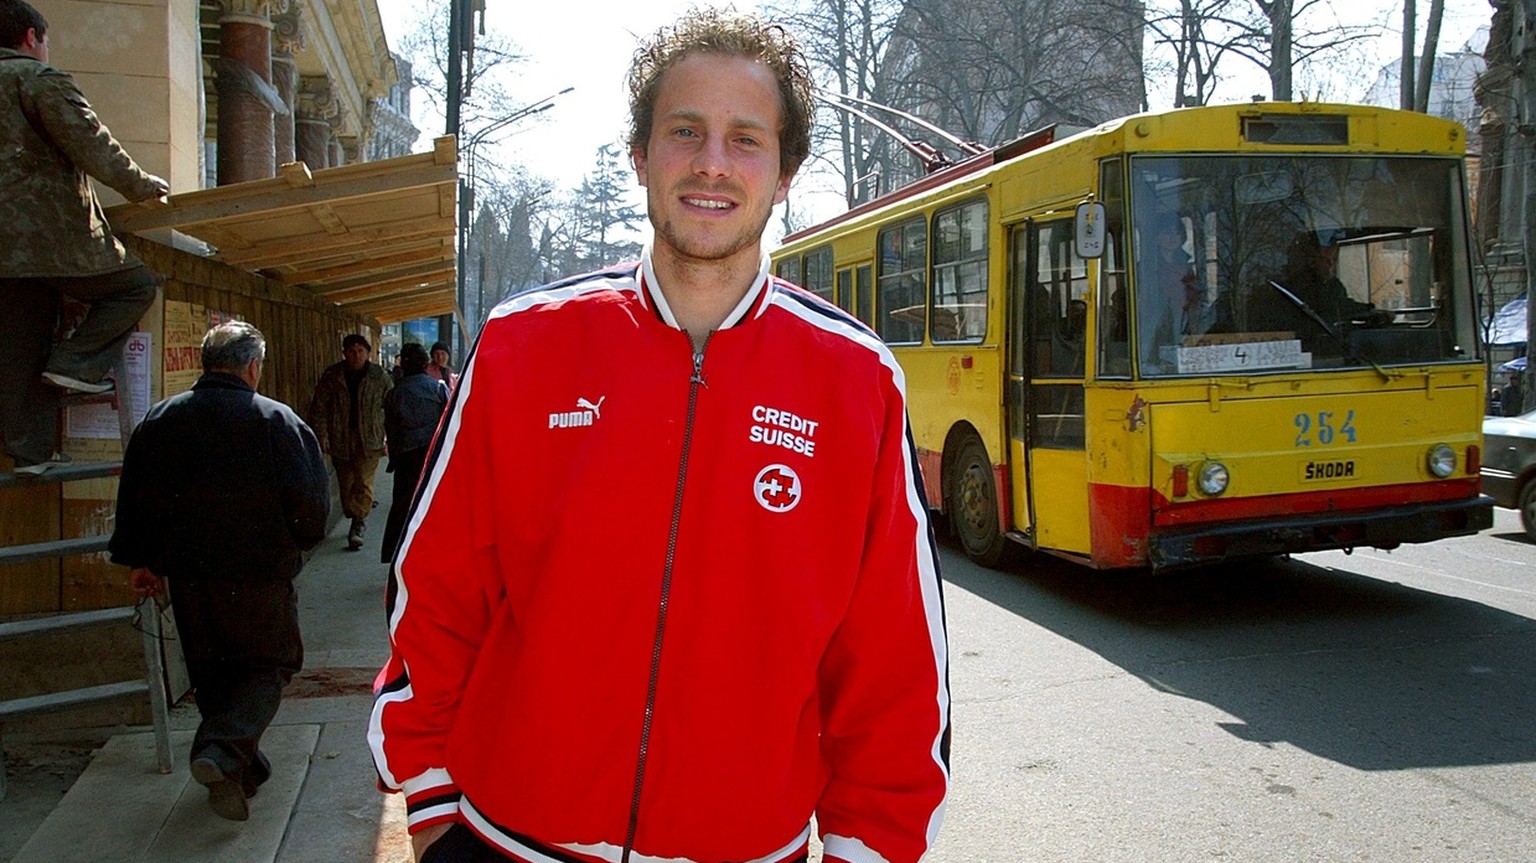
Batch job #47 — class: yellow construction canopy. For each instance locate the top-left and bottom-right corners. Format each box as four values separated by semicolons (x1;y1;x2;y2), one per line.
107;136;459;324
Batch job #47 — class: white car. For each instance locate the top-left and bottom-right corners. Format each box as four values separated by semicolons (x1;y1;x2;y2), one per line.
1482;407;1536;541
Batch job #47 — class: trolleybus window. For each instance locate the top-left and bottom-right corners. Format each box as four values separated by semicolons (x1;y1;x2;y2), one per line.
877;216;927;344
1097;158;1131;377
803;245;834;304
1123;155;1475;377
836;268;853;314
932;199;989;343
776;256;801;286
1012;221;1087;449
856;264;873;326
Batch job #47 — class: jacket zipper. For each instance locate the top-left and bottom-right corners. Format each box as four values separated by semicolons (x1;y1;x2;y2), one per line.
622;333;710;863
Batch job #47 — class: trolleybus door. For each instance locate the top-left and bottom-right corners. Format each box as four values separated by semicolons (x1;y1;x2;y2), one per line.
1008;220;1092;552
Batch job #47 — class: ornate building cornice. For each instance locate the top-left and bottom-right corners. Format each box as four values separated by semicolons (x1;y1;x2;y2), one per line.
216;0;275;28
271;2;306;56
296;76;339;120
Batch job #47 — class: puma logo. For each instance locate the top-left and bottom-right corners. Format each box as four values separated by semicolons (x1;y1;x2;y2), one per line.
549;396;606;429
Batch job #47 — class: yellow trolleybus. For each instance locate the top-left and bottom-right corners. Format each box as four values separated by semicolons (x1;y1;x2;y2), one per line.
773;102;1494;569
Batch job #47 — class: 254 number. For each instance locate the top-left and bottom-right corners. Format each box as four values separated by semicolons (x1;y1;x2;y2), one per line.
1294;410;1357;447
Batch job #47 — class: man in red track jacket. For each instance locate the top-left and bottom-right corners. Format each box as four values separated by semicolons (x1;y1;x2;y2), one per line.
369;11;949;863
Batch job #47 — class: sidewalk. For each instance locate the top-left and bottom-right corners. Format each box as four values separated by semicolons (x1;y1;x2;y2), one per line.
2;471;411;863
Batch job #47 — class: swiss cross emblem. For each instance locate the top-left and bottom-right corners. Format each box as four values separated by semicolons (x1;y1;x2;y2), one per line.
753;464;802;513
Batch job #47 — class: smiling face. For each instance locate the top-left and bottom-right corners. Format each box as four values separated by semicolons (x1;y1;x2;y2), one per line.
632;53;793;275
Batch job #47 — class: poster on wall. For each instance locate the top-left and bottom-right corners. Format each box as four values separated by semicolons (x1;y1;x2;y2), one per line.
65;331;153;440
163;300;206;396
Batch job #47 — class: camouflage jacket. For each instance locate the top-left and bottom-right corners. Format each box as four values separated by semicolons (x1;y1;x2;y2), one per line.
0;48;165;278
308;360;393;460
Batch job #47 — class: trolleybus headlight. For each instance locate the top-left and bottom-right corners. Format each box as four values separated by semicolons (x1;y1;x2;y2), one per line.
1427;444;1456;478
1197;461;1230;496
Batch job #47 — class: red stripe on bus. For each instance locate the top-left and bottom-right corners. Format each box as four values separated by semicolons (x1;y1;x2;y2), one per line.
917;448;944;511
915;449;1011;536
1088;483;1153;568
1148;478;1481;527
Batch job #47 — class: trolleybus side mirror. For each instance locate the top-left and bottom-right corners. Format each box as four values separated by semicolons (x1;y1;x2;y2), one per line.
1075;202;1106;259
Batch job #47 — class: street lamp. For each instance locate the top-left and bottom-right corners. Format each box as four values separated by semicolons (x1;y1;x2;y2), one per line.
457;86;573;346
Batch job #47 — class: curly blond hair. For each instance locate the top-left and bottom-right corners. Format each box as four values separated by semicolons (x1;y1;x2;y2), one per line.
626;8;815;178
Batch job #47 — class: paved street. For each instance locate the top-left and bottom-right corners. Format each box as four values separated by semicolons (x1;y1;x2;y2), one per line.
932;505;1536;862
4;492;1534;861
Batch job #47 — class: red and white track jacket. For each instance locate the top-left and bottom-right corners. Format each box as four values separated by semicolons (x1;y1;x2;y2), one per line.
369;250;949;863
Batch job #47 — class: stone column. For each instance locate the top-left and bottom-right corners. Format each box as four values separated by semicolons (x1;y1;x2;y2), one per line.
326;103;348;167
270;2;304;166
295;77;337;170
214;0;282;185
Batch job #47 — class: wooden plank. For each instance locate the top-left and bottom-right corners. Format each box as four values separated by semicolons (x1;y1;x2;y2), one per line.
326;273;455;305
350;290;458;321
348;285;457;312
60;497;126;612
433;135;457;166
281;161;316;188
0;470;62;615
105;161;458;233
314;262;457;299
120;147;446;211
310;203;349;236
229;237;448;274
214;217;454;267
278;246;454;286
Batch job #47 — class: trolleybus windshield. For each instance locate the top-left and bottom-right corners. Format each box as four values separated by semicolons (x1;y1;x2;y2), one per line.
1112;155;1477;378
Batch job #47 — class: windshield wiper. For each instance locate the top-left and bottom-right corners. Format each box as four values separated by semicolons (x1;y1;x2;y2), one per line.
1267;280;1397;382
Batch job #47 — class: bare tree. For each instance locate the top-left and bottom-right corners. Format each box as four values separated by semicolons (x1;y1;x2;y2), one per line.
1405;0;1449;111
1214;0;1378;101
397;0;523;132
765;0;905;205
858;0;1143;194
1144;0;1249;107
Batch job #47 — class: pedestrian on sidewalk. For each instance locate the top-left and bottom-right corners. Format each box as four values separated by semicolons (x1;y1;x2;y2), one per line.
369;10;948;863
424;340;458;389
0;0;169;476
109;321;329;822
381;342;448;565
308;333;392;550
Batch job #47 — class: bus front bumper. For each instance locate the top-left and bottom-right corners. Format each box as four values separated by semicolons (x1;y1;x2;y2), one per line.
1148;495;1495;569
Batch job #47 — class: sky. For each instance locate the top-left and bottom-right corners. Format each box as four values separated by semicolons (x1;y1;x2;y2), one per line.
374;0;1495;232
375;0;696;192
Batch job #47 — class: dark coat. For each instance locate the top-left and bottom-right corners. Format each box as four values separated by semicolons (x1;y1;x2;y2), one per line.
384;372;449;457
109;372;329;581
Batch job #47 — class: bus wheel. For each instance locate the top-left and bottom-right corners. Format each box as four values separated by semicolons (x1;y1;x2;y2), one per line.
951;435;1011;567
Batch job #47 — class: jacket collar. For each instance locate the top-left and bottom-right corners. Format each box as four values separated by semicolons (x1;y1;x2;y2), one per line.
636;245;773;333
193;371;256;393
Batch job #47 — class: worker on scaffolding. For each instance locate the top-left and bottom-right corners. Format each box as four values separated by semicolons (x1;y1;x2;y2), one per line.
0;0;168;475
